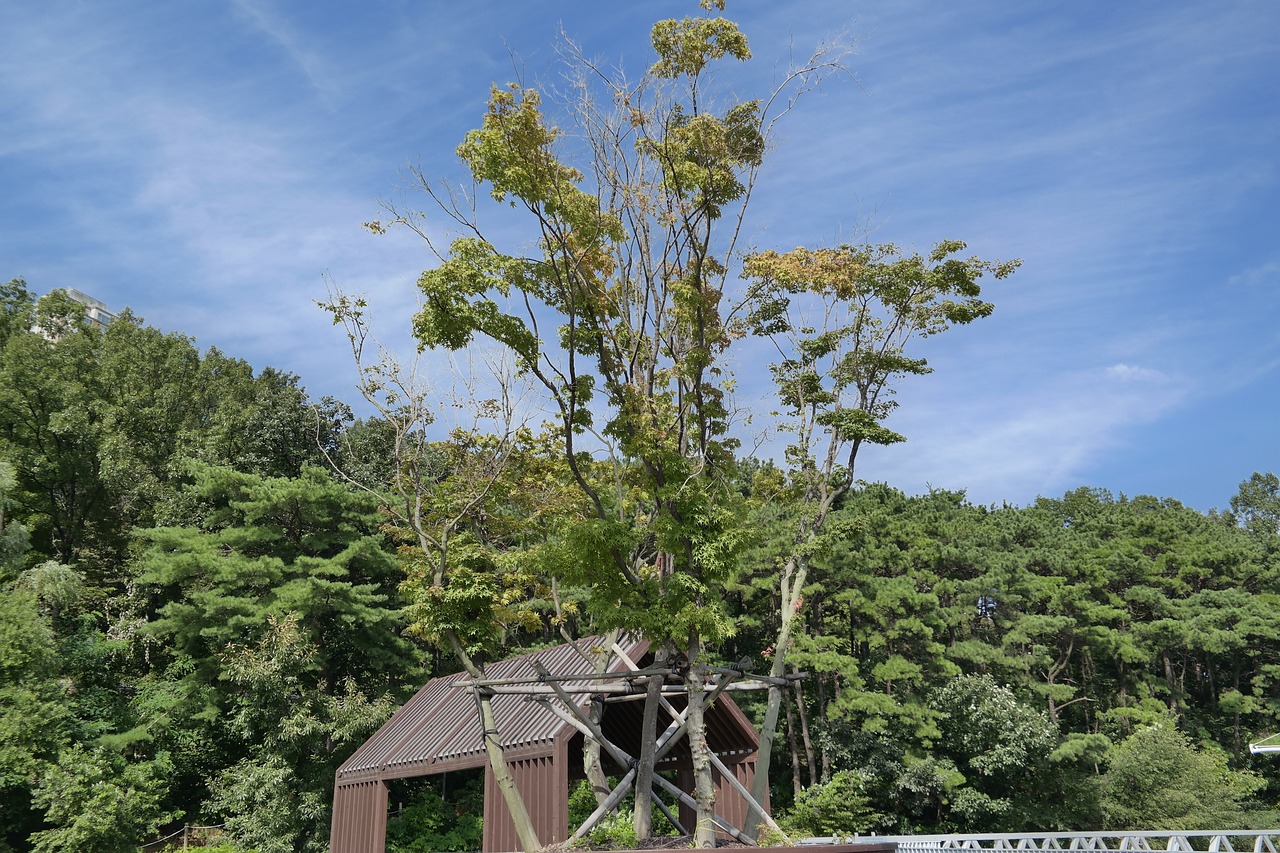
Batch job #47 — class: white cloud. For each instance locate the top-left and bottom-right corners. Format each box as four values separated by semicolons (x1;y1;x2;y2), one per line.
851;361;1193;506
1228;261;1280;290
228;0;340;106
1105;363;1171;384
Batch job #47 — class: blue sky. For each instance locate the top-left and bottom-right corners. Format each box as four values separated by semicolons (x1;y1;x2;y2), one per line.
2;1;1277;512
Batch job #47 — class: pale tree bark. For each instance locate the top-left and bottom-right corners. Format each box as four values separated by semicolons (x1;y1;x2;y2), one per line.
318;297;543;851
685;631;717;848
785;690;803;798
452;636;542;853
747;552;808;835
794;674;817;786
557;596;619;809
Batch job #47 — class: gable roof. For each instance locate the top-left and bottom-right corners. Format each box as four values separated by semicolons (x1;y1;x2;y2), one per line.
337;635;647;783
336;635;762;786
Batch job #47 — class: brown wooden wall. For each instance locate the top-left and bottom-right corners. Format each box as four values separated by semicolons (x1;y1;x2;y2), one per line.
677;758;765;841
482;752;569;852
330;780;389;853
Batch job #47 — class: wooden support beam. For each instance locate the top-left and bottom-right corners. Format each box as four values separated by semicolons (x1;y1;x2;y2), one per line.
648;772;754;845
521;646;764;845
448;671;665;691
708;750;779;834
530;661;633;769
597;681;770;702
569;767;638;841
607;643;764;843
530;662;689;840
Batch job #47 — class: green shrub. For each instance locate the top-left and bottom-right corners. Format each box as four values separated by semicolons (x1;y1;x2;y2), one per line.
386;777;484;853
779;771;882;837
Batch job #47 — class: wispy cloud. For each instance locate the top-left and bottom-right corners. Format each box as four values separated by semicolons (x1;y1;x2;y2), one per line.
1228;261;1280;290
1105;364;1172;384
0;0;1276;511
860;362;1193;505
228;0;340;106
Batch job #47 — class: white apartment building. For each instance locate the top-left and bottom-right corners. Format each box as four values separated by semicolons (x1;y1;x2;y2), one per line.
59;288;114;329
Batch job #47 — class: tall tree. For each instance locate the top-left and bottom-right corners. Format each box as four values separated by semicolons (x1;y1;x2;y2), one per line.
1230;472;1280;537
0;287;340;579
318;292;571;851
0;290;112;567
1099;722;1263;830
132;464;418;840
739;242;1018;831
355;2;850;843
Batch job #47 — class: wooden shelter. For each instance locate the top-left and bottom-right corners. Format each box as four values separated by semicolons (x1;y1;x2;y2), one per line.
330;636;768;853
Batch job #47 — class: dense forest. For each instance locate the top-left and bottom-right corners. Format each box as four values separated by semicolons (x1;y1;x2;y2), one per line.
1;279;1277;852
3;6;1278;853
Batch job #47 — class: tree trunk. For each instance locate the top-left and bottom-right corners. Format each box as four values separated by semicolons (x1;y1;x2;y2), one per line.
1164;651;1182;716
785;690;803;799
475;688;541;852
793;674;817;787
746;553;808;839
584;700;609;805
582;630;623;807
685;631;717;848
449;632;541;853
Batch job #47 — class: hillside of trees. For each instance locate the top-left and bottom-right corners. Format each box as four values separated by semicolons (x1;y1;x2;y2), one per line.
0;278;1277;852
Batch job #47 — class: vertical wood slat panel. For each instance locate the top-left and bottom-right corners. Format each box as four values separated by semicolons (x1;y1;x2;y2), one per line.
483;753;565;852
331;781;388;853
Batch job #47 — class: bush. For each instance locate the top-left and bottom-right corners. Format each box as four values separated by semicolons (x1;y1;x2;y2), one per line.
779;771;882;837
1100;721;1264;830
386;776;483;853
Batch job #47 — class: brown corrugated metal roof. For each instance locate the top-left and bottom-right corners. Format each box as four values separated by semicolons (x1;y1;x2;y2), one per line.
337;636;651;784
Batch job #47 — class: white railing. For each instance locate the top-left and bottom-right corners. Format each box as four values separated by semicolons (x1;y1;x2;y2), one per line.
802;832;1280;853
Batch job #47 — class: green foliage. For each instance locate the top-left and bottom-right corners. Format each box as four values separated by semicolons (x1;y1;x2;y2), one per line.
136;463;413;692
0;589;72;850
1099;722;1264;830
649;13;750;79
1230;471;1280;536
208;613;401;853
28;744;177;853
588;812;640;850
0;289;339;579
395;0;779;675
0;278;35;350
209;755;329;853
564;779;677;848
727;476;1280;832
779;770;881;836
132;464;414;848
0;280;427;849
928;675;1061;830
386;776;484;853
741;241;1017;472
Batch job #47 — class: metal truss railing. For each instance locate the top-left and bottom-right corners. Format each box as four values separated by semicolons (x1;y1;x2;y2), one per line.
801;832;1280;853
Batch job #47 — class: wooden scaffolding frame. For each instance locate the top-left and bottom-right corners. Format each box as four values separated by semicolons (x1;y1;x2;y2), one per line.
452;640;798;843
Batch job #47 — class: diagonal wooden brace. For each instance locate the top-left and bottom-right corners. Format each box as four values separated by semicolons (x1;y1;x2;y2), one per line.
531;661;687;836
